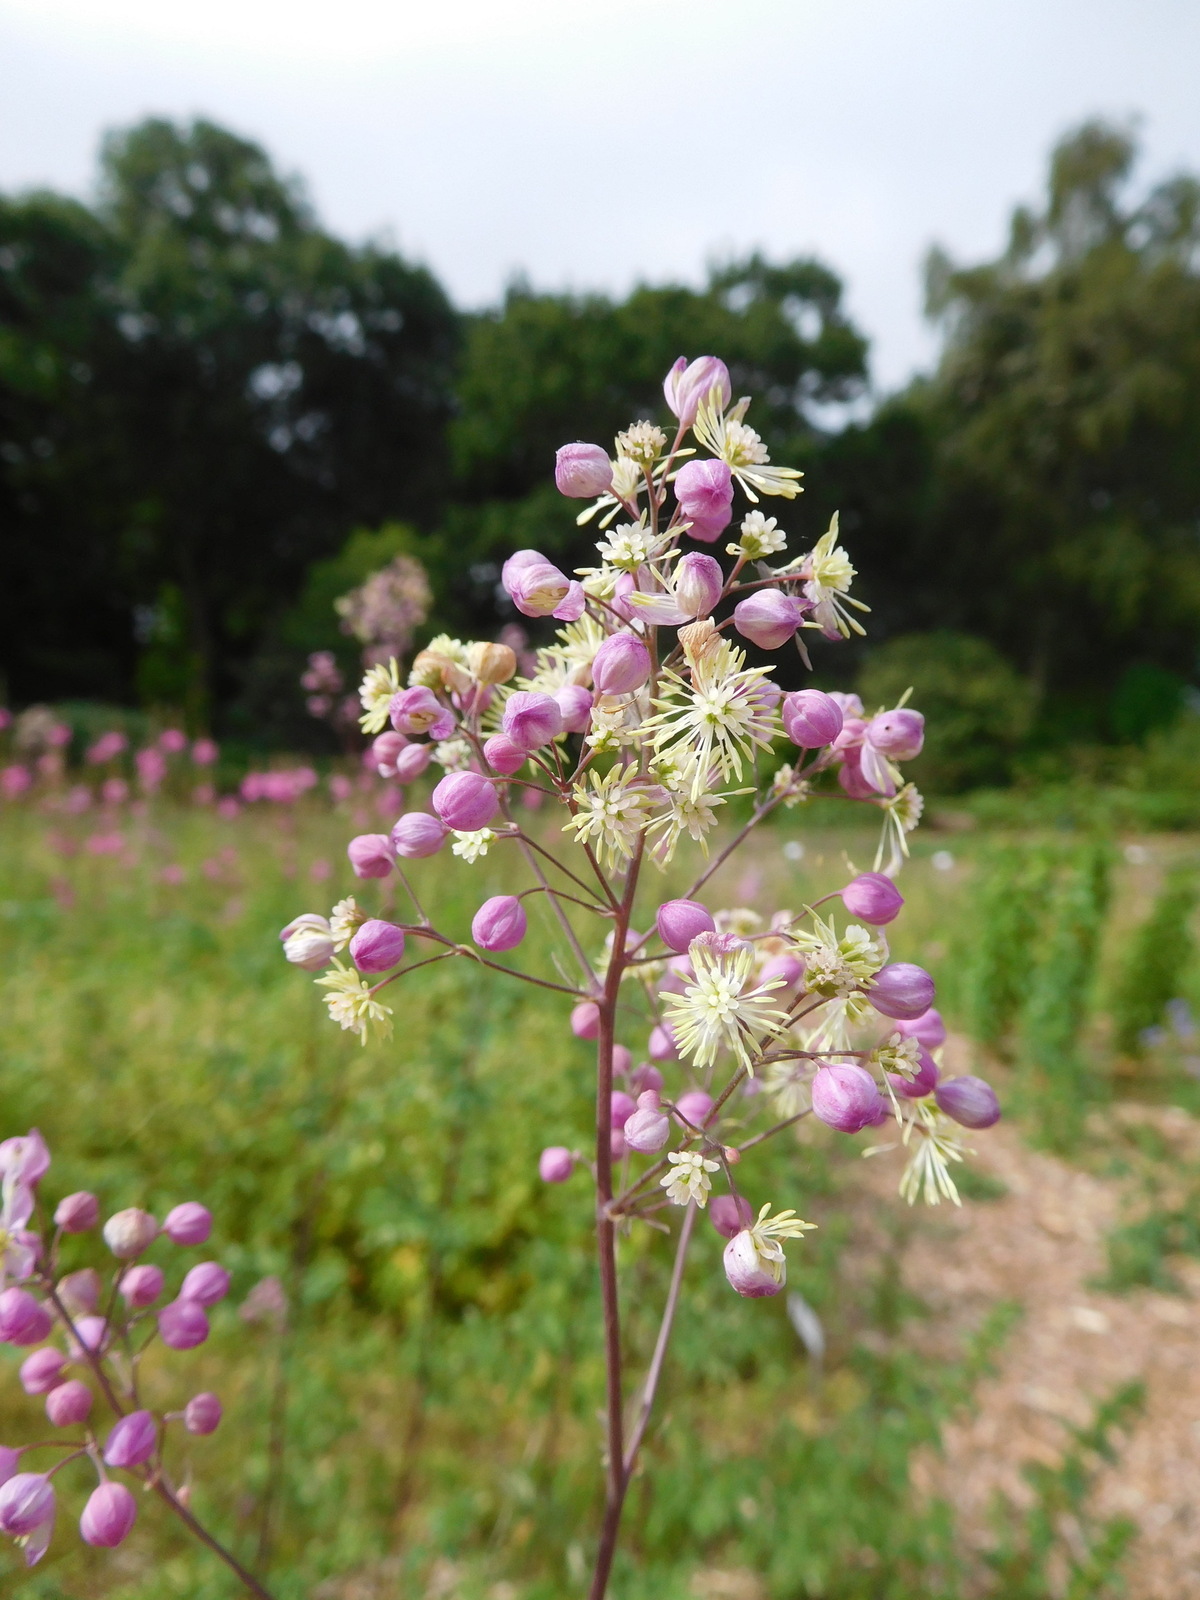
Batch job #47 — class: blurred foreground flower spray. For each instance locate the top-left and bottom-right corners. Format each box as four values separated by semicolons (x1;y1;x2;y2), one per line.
0;1133;275;1596
272;353;1003;1596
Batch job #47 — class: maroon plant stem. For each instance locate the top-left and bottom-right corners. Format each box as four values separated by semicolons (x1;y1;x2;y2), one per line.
588;843;643;1600
622;1199;696;1476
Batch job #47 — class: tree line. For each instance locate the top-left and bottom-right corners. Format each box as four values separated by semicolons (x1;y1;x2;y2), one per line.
2;115;1198;770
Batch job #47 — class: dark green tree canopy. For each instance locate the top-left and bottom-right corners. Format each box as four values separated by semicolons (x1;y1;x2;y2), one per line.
1;118;459;721
916;121;1200;700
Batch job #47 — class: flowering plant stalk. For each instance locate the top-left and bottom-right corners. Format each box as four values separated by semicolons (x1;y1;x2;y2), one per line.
282;355;1003;1595
0;1130;275;1594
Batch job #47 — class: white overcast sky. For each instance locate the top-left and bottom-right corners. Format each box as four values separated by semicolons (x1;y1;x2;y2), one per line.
1;0;1198;392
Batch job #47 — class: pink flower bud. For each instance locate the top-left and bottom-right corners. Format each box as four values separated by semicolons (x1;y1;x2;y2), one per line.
163;1203;212;1247
54;1191;98;1233
158;1298;209;1349
185;1392;222;1434
349;919;406;973
733;591;807;651
781;689;844;749
648;1024;677;1061
391;812;447;858
675;1090;714;1129
675;457;733;528
555;685;594;734
570;1001;600;1040
811;1064;882;1133
483;733;526;775
81;1482;137;1548
347;833;395;879
592;633;651;696
894;1007;947;1049
371;731;408;775
502;551;576;619
0;1448;17;1487
760;953;804;989
57;1270;99;1316
389;686;449;738
610;1091;636;1130
181;1263;231;1307
68;1315;107;1357
103;1411;157;1469
723;1229;783;1297
655;898;716;953
102;1208;157;1260
0;1289;52;1346
841;872;904;926
0;1472;55;1537
869;963;936;1020
119;1265;164;1308
674;552;724;618
502;690;563;751
663;356;731;427
630;1062;663;1093
934;1075;1001;1129
866;708;924;760
610;1127;627;1158
681;512;730;544
45;1378;92;1426
623;1090;670;1152
19;1348;65;1395
709;1194;755;1239
612;1044;632;1078
888;1048;939;1100
393;743;433;783
539;1147;574;1183
554;442;613;498
280;913;335;970
432;771;499;832
471;895;527;952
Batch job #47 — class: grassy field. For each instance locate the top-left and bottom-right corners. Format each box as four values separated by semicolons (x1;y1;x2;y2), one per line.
1;788;1197;1598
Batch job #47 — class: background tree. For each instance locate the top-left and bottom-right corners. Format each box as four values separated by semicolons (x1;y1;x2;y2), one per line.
0;118;459;727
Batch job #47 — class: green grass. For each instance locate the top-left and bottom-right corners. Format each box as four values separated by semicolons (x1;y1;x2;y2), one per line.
0;797;1157;1597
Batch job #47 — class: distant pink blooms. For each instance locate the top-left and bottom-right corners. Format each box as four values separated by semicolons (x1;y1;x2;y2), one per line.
191;738;219;766
0;766;31;799
240;769;318;804
86;731;127;764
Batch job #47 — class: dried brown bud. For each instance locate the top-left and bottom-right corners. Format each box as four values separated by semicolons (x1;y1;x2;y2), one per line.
467;640;517;685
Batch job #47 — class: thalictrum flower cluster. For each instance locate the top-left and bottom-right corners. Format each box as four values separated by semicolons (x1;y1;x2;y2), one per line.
277;354;1002;1598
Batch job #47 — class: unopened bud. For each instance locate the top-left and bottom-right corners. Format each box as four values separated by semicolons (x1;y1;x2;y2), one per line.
934;1075;1001;1129
158;1298;210;1349
709;1194;754;1239
592;633;651;696
46;1378;92;1427
54;1191;99;1233
538;1147;574;1183
102;1208;158;1260
811;1064;883;1133
120;1264;164;1308
869;963;936;1020
570;1001;600;1040
184;1392;222;1435
471;895;527;952
80;1481;137;1548
655;898;715;954
624;1091;670;1153
0;1288;52;1346
349;918;406;973
675;1089;714;1129
180;1263;231;1307
840;872;904;927
19;1347;66;1395
467;640;517;685
163;1202;212;1247
431;772;499;832
103;1410;157;1469
57;1269;99;1316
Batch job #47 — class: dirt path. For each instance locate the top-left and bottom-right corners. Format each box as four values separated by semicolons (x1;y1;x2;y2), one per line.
889;1048;1200;1598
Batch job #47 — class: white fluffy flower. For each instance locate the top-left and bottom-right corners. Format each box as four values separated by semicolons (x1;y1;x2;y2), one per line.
664;934;788;1072
660;1150;719;1207
357;658;403;735
314;961;393;1044
727;510;788;560
451;829;496;863
564;764;659;869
